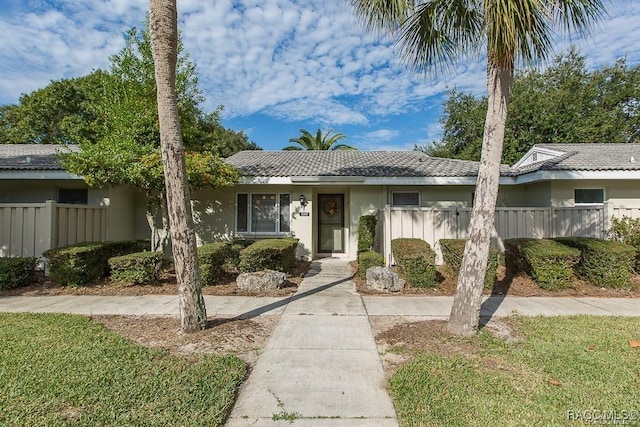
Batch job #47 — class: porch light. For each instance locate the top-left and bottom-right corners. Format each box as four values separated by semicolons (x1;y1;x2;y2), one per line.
299;194;307;208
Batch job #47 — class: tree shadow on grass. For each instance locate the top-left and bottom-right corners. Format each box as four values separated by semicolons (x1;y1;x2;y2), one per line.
480;268;515;328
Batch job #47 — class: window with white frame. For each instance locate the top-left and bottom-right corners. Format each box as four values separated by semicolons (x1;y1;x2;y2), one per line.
392;191;420;207
574;189;604;205
236;193;291;233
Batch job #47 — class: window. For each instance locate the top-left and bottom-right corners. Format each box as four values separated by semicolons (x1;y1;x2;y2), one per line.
574;189;604;205
392;191;419;207
58;188;88;205
236;193;291;234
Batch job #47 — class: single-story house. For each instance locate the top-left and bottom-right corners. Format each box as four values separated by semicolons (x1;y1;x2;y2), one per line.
1;143;639;261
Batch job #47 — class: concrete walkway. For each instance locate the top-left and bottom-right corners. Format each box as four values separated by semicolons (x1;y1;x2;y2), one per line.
225;258;398;426
3;259;640;427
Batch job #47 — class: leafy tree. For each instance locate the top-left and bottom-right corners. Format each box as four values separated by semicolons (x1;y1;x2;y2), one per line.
148;0;206;332
350;0;605;336
0;31;258;158
284;128;356;150
419;49;640;165
61;24;241;255
0;72;105;145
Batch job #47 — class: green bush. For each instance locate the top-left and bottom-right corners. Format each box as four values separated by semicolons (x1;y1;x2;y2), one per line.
553;237;636;289
391;238;436;288
608;216;640;271
0;257;37;290
227;239;255;273
503;239;581;291
439;239;499;288
357;250;385;278
44;240;151;287
108;251;163;285
198;242;232;285
357;215;377;252
238;238;299;273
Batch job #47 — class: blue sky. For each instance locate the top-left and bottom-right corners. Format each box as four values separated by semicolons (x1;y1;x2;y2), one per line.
1;0;639;151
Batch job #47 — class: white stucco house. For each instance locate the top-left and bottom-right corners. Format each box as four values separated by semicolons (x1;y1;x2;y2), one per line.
1;143;639;260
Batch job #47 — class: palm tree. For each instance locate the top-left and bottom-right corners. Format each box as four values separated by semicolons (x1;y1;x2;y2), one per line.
149;0;206;333
284;128;356;150
350;0;605;336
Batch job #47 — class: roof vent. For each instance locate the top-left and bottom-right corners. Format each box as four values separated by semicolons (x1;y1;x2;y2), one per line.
26;156;32;164
631;156;635;163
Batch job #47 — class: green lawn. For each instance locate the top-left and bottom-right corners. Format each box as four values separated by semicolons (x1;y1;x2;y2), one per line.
0;313;246;426
390;316;640;427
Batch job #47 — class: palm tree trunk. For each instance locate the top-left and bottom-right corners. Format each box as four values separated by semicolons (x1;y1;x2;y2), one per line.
149;0;206;333
447;63;512;337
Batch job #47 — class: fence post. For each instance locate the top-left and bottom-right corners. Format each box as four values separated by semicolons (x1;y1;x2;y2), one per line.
40;200;58;253
384;204;392;266
602;202;611;239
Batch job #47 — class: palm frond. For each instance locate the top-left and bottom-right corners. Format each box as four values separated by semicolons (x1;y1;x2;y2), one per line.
349;0;415;34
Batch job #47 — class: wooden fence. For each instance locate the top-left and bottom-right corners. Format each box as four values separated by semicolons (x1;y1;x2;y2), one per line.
378;205;608;265
0;201;108;258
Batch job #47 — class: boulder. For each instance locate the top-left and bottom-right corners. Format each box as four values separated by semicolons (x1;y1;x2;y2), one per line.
237;269;287;292
366;266;405;292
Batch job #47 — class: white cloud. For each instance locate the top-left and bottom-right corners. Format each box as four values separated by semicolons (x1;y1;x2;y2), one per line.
0;0;638;137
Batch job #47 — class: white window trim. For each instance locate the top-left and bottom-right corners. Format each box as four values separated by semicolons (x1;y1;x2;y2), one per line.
236;192;292;235
392;191;420;207
574;188;605;206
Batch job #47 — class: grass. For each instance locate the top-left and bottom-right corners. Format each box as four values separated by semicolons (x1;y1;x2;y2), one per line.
390;316;640;427
0;313;246;426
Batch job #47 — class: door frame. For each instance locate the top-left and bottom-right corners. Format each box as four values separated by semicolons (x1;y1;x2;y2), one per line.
316;193;345;254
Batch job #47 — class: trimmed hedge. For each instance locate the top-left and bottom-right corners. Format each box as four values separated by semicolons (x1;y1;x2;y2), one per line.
357;215;377;253
608;216;640;271
439;239;499;289
0;257;37;290
357;250;384;278
198;242;233;285
504;238;581;291
238;238;299;273
391;238;436;288
44;240;150;286
108;251;163;285
553;237;636;289
227;239;255;273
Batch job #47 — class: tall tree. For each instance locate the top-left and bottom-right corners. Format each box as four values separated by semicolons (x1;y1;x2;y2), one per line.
61;25;243;253
149;0;206;333
418;49;640;165
283;128;356;150
350;0;605;336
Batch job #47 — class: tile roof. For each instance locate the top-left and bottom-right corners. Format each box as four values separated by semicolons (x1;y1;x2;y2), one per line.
225;150;508;178
0;144;78;170
511;143;640;175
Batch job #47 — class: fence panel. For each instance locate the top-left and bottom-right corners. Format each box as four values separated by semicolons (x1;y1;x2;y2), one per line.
380;205;604;265
611;207;640;220
0;202;108;258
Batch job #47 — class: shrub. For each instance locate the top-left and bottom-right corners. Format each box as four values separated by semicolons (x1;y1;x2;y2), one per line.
439;239;499;288
0;257;37;290
198;242;232;285
238;238;299;273
44;240;151;286
108;251;163;285
357;215;377;253
553;237;636;289
391;238;436;288
227;239;255;273
608;216;640;271
357;250;384;278
503;239;581;291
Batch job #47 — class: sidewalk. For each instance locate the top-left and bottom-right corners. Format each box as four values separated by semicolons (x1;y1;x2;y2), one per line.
225;258;398;426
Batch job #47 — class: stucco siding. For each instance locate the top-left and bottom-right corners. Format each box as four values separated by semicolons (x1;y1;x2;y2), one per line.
551;180;640;207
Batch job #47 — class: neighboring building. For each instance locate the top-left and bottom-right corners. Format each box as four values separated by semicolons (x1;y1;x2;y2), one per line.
1;143;639;260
